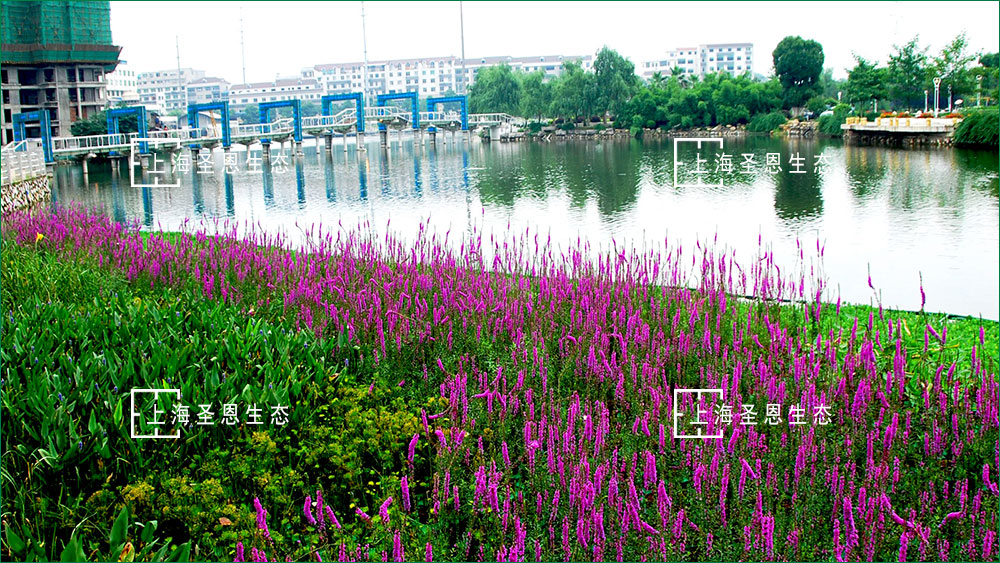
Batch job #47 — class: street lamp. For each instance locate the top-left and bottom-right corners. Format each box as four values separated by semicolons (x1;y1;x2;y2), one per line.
948;84;952;112
933;77;941;117
924;89;928;113
977;75;983;107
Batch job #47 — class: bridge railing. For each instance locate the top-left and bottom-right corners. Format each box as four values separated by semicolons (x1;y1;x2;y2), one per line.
1;139;47;185
230;120;294;138
421;111;462;122
468;113;514;126
147;128;201;141
367;106;409;121
302;113;356;129
52;133;136;153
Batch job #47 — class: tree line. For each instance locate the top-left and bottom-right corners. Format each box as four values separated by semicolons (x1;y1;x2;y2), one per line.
466;35;998;136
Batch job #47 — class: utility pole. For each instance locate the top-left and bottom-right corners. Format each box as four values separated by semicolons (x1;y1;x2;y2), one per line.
175;36;184;112
459;1;467;94
361;1;369;107
240;7;247;85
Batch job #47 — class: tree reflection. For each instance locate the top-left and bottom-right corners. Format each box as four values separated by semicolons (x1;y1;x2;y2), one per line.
773;139;823;222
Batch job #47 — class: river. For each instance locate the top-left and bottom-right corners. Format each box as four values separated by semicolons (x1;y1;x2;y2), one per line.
49;135;1000;319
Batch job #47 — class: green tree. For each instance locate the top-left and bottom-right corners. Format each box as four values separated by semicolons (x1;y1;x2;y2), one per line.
468;63;522;114
519;70;552;121
773;36;825;109
977;52;998;105
593;46;640;119
932;33;978;101
648;71;666;89
238;103;260;125
886;36;930;110
70;109;138;136
548;60;598;121
846;56;887;110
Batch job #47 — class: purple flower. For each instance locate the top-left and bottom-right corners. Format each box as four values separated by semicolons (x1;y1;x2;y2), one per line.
401;475;412;512
304;495;317;525
379;497;393;524
325;506;341;529
407;433;420;464
254;497;271;540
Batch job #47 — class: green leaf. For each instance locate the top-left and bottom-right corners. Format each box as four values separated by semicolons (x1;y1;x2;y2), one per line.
110;505;130;548
60;537;85;562
166;542;190;562
5;527;26;555
140;521;157;543
88;409;98;434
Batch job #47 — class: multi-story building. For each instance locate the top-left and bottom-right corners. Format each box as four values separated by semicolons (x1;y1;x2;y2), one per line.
136;67;205;112
228;78;322;109
1;0;121;141
310;54;593;100
186;77;230;106
642;43;753;81
105;59;139;104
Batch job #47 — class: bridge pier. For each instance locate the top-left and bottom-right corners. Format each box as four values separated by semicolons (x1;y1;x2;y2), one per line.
429;130;436;146
295;141;303;156
262;144;271;160
82;156;89;176
379;129;388;150
324;135;333;153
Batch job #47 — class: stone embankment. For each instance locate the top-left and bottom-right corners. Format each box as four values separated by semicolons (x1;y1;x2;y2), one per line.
1;176;51;215
506;123;749;141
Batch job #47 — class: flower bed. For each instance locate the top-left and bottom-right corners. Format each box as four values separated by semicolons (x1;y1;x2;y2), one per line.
1;207;997;562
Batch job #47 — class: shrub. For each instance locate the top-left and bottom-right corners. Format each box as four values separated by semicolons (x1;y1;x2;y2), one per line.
746;111;787;133
953;108;999;146
817;103;852;136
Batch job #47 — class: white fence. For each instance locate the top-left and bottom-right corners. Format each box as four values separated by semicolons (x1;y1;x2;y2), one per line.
1;140;47;185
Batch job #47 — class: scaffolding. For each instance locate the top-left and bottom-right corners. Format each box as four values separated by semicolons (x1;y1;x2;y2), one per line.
1;1;120;68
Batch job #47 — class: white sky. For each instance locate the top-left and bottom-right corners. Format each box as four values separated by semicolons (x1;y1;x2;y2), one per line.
110;1;999;83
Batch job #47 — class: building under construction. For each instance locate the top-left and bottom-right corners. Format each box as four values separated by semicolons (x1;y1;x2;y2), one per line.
1;0;121;142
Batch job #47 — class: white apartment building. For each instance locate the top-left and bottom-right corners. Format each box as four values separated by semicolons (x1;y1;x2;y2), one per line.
642;43;753;80
310;54;594;99
186;77;230;106
105;59;139;104
136;67;205;112
228;77;322;109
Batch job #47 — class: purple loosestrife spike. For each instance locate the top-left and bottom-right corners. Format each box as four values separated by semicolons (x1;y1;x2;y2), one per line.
401;476;412;512
407;434;420;464
304;495;317;525
235;542;245;562
425;543;433;562
315;490;325;529
254;497;271;540
379;497;393;524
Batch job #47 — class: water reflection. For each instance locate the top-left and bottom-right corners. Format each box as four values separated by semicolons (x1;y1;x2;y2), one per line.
46;137;998;318
773;139;823;222
324;154;336;203
295;159;306;208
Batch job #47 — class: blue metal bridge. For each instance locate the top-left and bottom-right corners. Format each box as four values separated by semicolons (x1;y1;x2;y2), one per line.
11;93;520;164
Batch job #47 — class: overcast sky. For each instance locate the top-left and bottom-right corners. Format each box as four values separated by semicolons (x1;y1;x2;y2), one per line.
110;1;999;83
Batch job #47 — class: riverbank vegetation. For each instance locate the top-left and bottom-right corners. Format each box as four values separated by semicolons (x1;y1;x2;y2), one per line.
2;207;997;561
953;107;999;147
466;34;996;141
